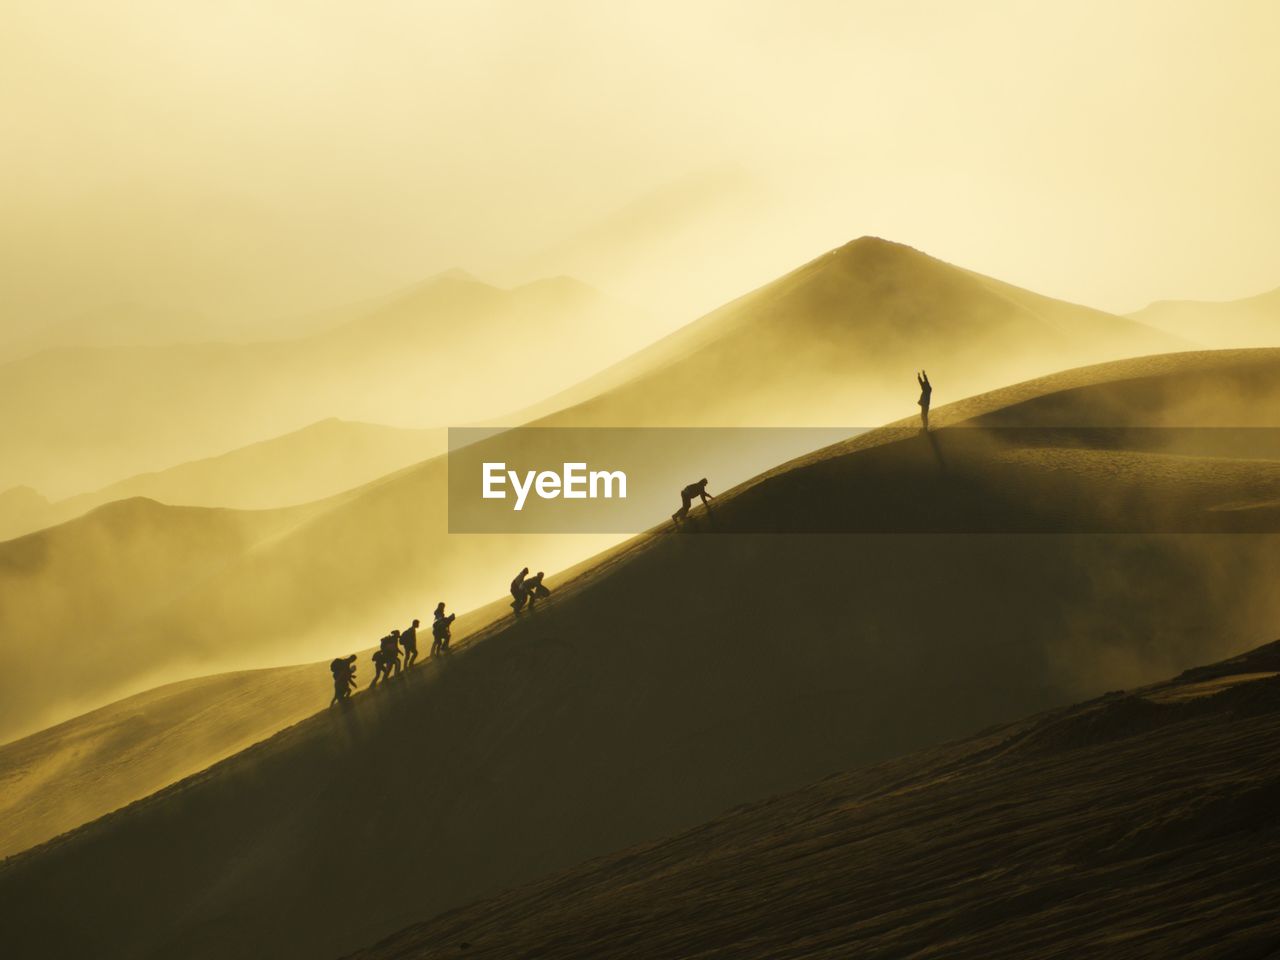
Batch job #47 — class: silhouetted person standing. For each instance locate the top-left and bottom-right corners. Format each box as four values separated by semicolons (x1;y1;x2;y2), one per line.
432;602;455;655
672;478;714;523
917;370;932;432
401;619;420;669
511;567;529;613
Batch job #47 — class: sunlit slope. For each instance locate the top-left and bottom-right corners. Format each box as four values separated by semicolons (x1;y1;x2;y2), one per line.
0;419;444;541
1130;285;1280;348
0;595;516;860
515;236;1179;426
0;273;636;497
0;664;319;859
0;498;316;741
346;642;1280;960
3;351;1280;960
0;238;1182;733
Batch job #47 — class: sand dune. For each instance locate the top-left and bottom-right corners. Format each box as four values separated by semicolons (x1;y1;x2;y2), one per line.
0;238;1184;737
0;497;317;741
0;664;320;860
0;418;444;541
516;236;1181;428
345;641;1280;960
3;349;1280;959
1130;285;1280;348
0;273;638;498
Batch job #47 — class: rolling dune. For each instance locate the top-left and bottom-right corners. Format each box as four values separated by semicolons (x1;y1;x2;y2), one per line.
0;497;319;740
3;349;1280;959
345;641;1280;960
0;238;1186;739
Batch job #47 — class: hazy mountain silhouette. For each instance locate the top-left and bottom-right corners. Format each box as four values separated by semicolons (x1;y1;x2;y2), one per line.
513;236;1182;426
1129;284;1280;348
4;349;1280;960
0;273;641;497
0;419;444;541
0;301;220;364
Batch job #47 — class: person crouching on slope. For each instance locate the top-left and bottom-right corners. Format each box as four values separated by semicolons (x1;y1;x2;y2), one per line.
524;571;550;610
672;478;714;524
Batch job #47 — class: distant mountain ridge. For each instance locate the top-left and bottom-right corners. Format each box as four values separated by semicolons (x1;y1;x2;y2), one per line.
0;418;445;541
0;272;644;498
1129;285;1280;348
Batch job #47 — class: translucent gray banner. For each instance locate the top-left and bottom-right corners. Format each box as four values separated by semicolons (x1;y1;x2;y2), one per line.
448;427;1280;533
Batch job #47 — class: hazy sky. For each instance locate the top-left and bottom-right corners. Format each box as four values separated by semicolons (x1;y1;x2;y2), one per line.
3;0;1278;339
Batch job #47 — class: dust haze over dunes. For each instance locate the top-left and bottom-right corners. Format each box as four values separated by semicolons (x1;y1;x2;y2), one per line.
0;497;321;739
1129;285;1280;348
0;663;321;860
0;272;644;498
0;239;1187;741
5;350;1280;959
0;418;443;541
518;237;1181;428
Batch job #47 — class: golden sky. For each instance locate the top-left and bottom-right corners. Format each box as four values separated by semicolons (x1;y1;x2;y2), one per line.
2;0;1278;337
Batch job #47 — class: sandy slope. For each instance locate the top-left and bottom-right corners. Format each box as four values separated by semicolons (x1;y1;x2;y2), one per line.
344;641;1280;960
512;236;1180;427
0;497;319;741
0;238;1184;735
0;592;517;859
3;350;1280;959
1130;285;1280;348
0;664;319;859
0;419;445;541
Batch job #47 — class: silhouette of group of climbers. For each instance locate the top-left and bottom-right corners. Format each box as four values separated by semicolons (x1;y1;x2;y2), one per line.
327;562;562;705
330;370;934;704
329;601;456;705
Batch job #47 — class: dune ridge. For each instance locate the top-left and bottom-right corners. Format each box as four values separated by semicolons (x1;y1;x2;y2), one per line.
3;349;1280;959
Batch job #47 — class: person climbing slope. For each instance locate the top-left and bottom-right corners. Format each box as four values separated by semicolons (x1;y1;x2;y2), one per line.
524;571;550;610
401;619;421;669
373;630;402;684
330;654;357;704
510;567;529;613
917;370;932;432
432;602;455;656
672;478;714;524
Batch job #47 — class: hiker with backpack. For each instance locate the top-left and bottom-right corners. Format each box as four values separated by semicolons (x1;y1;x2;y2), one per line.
330;655;357;704
432;602;456;655
510;567;529;613
524;571;550;610
401;620;421;669
371;630;401;685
